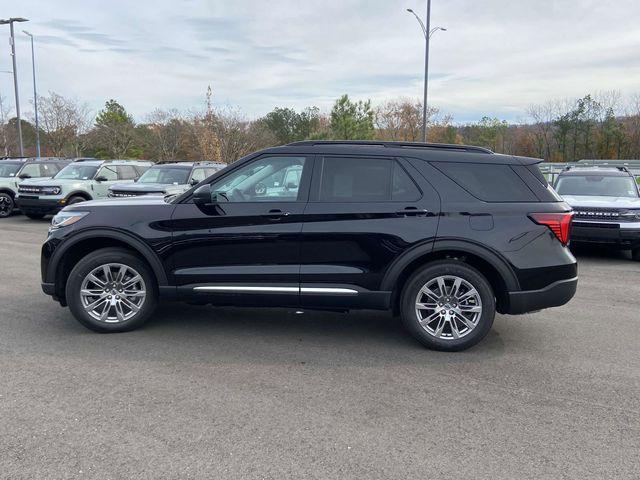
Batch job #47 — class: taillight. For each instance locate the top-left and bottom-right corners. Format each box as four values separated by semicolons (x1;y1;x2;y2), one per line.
529;212;574;245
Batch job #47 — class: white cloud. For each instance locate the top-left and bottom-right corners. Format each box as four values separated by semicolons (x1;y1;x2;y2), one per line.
2;0;639;123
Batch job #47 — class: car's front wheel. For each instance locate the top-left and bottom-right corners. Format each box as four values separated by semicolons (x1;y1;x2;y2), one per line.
66;248;158;332
400;260;496;351
0;193;14;218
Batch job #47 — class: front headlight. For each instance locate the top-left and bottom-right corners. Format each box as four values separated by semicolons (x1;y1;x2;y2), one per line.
41;186;61;195
50;211;89;229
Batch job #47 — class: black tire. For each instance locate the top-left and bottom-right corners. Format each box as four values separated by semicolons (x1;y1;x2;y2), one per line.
66;247;158;333
25;212;45;220
0;193;14;218
400;260;496;351
67;195;87;205
632;249;640;262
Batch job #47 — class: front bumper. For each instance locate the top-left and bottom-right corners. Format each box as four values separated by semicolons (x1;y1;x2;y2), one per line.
16;197;66;215
506;276;578;314
571;220;640;249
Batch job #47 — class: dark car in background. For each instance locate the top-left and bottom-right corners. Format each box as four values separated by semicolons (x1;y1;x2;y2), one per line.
108;161;225;198
40;141;577;351
555;166;640;260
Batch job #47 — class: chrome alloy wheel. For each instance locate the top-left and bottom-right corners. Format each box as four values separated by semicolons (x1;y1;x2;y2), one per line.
80;263;146;323
414;275;482;340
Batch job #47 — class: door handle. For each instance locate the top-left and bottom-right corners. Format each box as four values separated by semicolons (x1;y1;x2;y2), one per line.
395;207;431;217
264;209;290;221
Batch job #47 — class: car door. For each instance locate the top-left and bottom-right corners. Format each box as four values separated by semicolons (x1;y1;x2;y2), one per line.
300;155;441;310
167;154;314;307
91;164;120;198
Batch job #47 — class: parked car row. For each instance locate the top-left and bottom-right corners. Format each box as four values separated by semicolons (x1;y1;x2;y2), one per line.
0;157;225;219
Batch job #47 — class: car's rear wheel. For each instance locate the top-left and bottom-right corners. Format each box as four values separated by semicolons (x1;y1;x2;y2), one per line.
632;248;640;262
400;260;496;351
0;193;14;218
24;212;45;220
66;248;158;332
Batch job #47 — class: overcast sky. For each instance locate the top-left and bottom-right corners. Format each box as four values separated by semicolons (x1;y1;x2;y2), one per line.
3;0;640;123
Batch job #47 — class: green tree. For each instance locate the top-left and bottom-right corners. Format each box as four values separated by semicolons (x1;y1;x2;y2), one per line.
259;106;321;144
93;99;139;158
329;94;375;140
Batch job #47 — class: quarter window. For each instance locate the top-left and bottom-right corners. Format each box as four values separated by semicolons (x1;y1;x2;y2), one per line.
319;157;420;202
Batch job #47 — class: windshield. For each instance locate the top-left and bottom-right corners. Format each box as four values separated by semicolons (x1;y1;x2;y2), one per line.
54;164;99;180
0;162;23;178
556;175;639;198
138;167;190;185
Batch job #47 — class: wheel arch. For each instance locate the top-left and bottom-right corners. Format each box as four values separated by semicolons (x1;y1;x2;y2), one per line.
48;229;168;304
65;190;93;201
383;239;519;315
0;187;16;198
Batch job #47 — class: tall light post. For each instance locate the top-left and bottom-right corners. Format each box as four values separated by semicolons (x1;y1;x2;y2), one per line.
406;4;446;142
23;30;40;157
0;17;29;156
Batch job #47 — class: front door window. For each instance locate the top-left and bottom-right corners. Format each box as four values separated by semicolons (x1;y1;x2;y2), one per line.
212;156;307;202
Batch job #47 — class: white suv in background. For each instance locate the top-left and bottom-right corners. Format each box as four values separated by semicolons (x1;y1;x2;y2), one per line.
16;160;152;219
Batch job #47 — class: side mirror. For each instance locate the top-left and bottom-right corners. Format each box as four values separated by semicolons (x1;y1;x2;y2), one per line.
18;173;31;179
95;175;108;182
193;184;212;206
190;178;199;186
286;182;297;189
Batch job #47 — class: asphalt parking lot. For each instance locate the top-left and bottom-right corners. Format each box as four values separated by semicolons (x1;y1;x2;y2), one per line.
1;215;639;479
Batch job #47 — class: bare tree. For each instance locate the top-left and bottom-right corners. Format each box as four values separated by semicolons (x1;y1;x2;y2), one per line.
143;109;186;161
375;98;437;142
36;92;92;157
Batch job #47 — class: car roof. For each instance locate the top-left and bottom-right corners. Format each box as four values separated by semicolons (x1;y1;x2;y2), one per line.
151;162;194;168
260;141;541;165
72;159;154;166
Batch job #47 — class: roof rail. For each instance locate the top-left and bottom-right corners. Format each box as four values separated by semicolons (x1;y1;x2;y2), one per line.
286;140;494;154
562;165;631;173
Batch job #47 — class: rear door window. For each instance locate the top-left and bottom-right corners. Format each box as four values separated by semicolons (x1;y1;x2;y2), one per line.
318;157;420;202
433;162;537;202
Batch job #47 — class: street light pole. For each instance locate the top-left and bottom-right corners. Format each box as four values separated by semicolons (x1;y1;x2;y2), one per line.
24;30;40;158
0;17;29;157
407;4;446;143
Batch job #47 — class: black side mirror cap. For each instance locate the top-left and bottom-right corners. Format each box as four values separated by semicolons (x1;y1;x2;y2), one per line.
18;174;31;179
193;184;212;206
94;175;108;182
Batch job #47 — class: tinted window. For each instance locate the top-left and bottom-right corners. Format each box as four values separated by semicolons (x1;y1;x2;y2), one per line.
212;156;307;202
319;157;419;202
434;162;536;202
139;167;190;184
555;175;639;198
392;163;421;201
117;165;139;180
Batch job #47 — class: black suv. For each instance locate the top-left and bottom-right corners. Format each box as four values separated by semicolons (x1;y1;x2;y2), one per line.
41;141;577;351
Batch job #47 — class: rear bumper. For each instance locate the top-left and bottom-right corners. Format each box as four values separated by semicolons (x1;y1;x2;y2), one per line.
506;276;578;314
16;197;65;215
571;222;640;249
